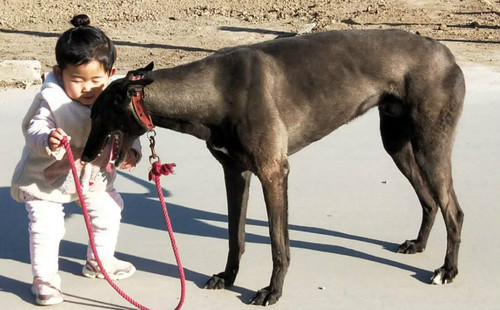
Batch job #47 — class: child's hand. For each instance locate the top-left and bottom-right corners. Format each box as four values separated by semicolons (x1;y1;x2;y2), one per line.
48;128;70;152
119;150;138;171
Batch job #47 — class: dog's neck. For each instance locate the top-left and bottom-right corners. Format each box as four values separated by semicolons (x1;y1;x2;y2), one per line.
142;63;225;141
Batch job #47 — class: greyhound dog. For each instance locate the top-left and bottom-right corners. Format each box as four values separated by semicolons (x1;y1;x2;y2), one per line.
82;29;465;306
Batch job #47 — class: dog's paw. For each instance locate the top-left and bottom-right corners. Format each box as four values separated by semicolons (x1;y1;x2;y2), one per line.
204;272;233;290
397;239;425;254
431;267;458;285
249;286;281;306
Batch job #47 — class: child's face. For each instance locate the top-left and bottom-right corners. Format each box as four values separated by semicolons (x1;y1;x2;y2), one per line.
55;59;115;107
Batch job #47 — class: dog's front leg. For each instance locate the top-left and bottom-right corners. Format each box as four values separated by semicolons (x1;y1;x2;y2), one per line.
250;158;290;306
205;163;252;289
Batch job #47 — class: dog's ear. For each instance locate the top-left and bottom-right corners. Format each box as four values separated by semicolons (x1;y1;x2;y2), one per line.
143;62;154;72
125;62;155;80
125;77;155;98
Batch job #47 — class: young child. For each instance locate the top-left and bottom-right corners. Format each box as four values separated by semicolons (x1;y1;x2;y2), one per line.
11;14;141;306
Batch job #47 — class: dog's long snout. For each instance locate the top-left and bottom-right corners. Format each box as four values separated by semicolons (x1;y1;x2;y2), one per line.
82;130;108;163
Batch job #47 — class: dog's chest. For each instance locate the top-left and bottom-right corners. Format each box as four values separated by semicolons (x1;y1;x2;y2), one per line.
207;135;254;170
210;145;229;155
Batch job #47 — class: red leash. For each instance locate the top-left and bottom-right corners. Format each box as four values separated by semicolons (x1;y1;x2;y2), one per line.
61;135;185;310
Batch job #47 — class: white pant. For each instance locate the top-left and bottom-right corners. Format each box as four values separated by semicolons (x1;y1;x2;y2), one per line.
24;189;124;281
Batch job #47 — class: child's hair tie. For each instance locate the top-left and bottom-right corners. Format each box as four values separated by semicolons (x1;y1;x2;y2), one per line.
70;14;90;28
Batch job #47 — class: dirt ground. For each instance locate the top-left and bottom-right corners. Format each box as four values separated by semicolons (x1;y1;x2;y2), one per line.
0;0;499;83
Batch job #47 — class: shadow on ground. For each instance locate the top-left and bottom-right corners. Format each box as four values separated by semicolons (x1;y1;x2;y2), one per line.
0;171;432;306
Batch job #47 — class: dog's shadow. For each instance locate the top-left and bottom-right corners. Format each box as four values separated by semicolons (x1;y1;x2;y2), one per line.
0;171;432;305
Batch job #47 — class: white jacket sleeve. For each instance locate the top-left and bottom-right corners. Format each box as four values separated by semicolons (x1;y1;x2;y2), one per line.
26;100;66;160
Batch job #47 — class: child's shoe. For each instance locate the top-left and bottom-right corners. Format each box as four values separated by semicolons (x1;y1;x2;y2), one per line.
31;276;64;306
82;257;136;280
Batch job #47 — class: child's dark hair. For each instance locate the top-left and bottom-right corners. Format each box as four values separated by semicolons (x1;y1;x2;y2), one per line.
55;14;116;72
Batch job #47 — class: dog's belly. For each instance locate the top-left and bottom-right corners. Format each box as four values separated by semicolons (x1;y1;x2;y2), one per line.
284;92;383;154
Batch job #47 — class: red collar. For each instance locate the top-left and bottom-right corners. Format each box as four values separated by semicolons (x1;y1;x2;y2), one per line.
130;76;154;130
131;90;154;130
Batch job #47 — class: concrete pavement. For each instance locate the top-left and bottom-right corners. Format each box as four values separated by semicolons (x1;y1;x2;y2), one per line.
1;63;499;310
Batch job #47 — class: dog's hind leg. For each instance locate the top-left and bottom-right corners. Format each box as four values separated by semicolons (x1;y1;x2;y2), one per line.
410;120;464;284
388;63;465;284
410;65;464;285
205;160;252;289
379;108;439;255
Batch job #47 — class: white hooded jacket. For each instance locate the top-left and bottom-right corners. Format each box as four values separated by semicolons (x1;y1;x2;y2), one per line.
11;72;141;203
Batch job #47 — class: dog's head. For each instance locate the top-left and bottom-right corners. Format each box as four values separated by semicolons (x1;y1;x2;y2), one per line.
81;62;154;164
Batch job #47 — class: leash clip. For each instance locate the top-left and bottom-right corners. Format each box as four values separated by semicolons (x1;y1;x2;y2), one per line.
148;130;160;164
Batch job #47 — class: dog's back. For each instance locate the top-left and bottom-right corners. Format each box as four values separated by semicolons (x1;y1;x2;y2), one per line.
209;29;463;153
